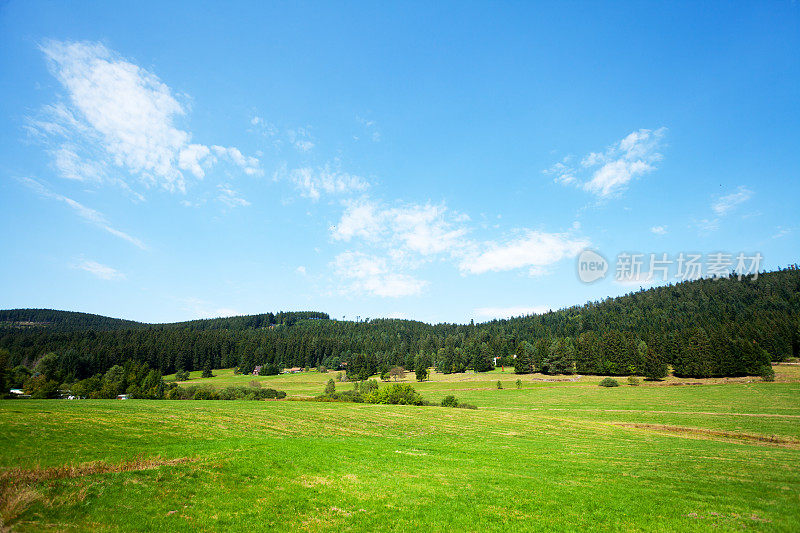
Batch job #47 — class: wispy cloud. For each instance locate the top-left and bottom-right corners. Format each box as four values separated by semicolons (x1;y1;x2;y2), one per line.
31;40;261;195
278;165;370;201
332;199;467;255
20;177;147;249
73;259;126;280
698;185;754;232
546;128;667;198
287;128;314;152
712;185;753;216
651;225;667;235
459;231;589;275
328;196;587;296
179;297;241;319
356;115;381;142
332;251;427;298
216;184;251;208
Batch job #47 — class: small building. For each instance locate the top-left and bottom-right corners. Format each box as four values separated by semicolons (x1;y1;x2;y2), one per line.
252;365;263;376
116;394;130;400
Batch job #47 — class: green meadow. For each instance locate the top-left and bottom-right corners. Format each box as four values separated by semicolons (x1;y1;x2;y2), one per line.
2;366;800;531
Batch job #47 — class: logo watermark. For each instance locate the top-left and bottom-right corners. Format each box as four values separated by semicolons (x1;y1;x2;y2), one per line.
577;249;608;283
577;250;763;284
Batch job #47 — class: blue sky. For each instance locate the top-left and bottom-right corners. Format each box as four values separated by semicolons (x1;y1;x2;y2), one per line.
1;1;798;324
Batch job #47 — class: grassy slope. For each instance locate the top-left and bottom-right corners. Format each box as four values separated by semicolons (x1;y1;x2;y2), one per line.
1;367;799;531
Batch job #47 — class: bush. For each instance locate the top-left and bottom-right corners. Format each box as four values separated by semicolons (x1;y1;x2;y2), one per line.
316;390;364;403
496;381;503;389
24;375;60;399
515;379;522;389
456;403;478;410
356;379;379;394
174;369;190;381
761;365;775;382
599;378;620;387
324;378;336;394
416;367;428;382
441;395;458;408
166;385;195;399
363;383;424;405
193;385;219;400
627;376;640;386
201;367;213;378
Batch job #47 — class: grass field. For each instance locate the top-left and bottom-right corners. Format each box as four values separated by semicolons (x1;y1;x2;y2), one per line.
2;366;800;531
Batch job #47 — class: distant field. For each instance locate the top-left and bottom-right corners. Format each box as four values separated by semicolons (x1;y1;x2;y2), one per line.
2;366;799;531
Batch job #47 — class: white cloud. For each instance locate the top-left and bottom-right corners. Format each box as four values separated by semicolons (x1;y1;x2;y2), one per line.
650;225;667;235
712;186;753;216
356;115;381;142
329;197;588;295
287;128;315;152
20;177;146;249
696;185;754;233
331;198;383;241
216;184;250;208
473;306;552;320
33;40;261;194
459;231;589;275
331;199;467;255
772;227;792;239
285;166;370;201
296;265;307;275
73;259;125;280
332;252;425;298
332;251;427;298
547;128;666;198
179;297;241;319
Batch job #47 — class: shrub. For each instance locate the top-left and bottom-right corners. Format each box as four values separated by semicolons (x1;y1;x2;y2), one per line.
456;403;478;410
364;383;424;405
166;385;195;400
316;390;363;403
357;379;379;394
416;367;428;382
761;365;775;382
193;385;219;400
441;395;459;408
599;378;619;387
496;381;503;390
515;379;522;389
627;376;640;386
324;378;336;394
174;369;190;381
24;375;60;399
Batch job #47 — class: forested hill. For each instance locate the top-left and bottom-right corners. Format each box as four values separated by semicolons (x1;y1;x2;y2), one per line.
0;309;145;331
0;309;330;332
1;266;798;380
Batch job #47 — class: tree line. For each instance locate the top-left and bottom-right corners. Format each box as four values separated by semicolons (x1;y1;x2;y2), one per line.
1;267;798;383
